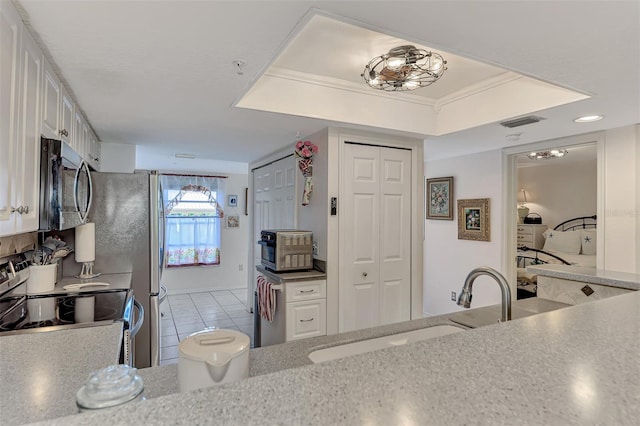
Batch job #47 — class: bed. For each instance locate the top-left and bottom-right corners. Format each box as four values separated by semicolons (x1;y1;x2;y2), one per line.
516;215;597;297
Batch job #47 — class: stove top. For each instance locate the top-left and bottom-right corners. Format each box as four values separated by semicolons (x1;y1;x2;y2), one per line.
0;289;133;334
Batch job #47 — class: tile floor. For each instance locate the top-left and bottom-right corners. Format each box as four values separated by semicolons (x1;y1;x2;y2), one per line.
159;288;253;366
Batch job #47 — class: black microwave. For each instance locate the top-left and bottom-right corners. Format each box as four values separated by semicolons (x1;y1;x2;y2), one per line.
39;137;92;231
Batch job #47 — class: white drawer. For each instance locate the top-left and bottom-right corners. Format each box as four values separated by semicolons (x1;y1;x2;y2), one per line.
285;280;326;302
286;299;326;341
517;235;533;244
517;226;532;235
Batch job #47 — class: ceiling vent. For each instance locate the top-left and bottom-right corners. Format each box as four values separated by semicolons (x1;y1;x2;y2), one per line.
499;116;545;128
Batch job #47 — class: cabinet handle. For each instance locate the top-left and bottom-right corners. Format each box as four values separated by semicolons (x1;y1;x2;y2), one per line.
6;206;29;214
59;129;69;137
299;318;314;322
299;289;315;294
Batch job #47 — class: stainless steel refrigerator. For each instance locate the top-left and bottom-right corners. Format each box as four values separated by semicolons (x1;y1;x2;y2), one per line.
84;170;166;368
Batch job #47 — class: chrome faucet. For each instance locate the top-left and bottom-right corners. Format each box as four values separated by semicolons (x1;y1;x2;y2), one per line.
457;267;512;322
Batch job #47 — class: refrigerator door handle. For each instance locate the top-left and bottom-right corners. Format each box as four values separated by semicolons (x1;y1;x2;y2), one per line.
150;295;160;367
159;285;168;305
131;299;145;338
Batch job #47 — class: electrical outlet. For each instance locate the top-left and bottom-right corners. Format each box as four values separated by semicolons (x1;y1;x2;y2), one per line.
312;240;319;256
238;264;243;271
451;291;456;301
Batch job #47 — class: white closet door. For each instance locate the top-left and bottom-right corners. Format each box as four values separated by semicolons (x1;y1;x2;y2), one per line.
342;143;411;332
251;156;296;294
379;148;412;324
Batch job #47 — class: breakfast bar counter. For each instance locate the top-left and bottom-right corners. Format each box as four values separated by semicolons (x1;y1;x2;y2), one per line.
32;291;640;425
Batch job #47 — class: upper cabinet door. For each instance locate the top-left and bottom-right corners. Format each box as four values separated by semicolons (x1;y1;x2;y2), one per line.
41;59;61;139
0;2;21;234
15;29;43;234
60;84;74;146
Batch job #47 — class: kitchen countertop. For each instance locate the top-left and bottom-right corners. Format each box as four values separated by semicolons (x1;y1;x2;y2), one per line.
527;264;640;290
0;323;123;425
30;292;640;425
256;265;326;283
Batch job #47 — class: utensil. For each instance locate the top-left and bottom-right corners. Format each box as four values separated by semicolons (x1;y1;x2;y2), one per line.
63;282;110;291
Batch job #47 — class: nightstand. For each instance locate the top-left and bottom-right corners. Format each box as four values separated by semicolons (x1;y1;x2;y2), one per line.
516;224;548;249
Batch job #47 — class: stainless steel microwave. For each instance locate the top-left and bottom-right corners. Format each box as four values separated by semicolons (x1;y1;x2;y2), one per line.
39;137;92;231
259;230;313;272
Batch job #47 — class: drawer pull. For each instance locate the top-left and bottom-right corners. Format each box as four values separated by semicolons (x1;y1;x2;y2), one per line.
300;318;314;322
298;289;315;294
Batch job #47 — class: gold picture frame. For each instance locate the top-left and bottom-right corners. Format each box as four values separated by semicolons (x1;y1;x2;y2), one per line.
426;176;454;220
457;198;490;241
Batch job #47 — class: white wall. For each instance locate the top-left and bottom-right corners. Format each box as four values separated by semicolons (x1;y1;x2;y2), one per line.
99;142;136;173
296;129;329;260
135;147;250;294
424;149;504;317
518;159;597;228
602;125;640;273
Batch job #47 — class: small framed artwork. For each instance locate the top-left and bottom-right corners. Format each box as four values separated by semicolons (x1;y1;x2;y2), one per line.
426;176;454;220
226;215;240;229
457;198;490;241
227;194;238;207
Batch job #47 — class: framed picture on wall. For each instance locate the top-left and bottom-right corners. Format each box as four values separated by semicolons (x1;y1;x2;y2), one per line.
228;194;238;207
426;176;454;220
226;215;240;229
457;198;490;241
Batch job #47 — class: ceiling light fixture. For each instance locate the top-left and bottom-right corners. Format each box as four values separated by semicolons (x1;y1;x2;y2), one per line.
574;115;603;123
361;45;447;92
527;149;568;160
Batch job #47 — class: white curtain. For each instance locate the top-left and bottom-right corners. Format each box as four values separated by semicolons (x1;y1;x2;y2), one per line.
160;174;226;267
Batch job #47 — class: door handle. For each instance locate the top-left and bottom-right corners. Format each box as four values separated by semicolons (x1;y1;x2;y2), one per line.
130;300;145;338
362;272;368;278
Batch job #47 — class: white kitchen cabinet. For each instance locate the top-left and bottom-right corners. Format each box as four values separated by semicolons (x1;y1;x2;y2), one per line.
87;130;101;170
285;280;326;341
286;298;326;341
74;110;89;159
41;59;61;140
0;4;42;236
59;84;74;147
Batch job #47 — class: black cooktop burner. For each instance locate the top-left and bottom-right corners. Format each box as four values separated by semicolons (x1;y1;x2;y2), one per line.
0;289;132;333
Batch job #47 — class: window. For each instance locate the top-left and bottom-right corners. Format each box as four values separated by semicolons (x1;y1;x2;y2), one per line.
162;176;226;268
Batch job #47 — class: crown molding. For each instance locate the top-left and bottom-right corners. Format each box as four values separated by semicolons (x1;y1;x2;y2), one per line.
434;72;522;111
265;67;438;108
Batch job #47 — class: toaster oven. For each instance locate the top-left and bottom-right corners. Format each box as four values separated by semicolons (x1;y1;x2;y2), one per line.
259;230;313;272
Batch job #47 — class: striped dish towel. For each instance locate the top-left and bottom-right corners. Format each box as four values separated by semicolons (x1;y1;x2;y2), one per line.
257;275;277;322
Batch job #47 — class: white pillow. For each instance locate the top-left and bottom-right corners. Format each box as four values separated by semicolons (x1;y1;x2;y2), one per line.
543;230;582;255
581;229;597;255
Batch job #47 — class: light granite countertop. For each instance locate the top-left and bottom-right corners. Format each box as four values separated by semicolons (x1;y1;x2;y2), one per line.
26;292;640;425
527;264;640;290
0;323;123;425
256;265;326;283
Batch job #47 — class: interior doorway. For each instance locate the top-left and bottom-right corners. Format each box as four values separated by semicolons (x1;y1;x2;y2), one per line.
503;132;604;300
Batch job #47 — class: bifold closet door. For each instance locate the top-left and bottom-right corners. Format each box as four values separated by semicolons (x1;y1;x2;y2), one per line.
252;156;296;291
342;143;411;332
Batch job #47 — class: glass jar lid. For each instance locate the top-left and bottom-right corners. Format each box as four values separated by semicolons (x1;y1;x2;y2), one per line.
76;364;144;410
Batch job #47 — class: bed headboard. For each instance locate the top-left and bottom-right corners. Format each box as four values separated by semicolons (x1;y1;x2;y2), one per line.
553;215;597;231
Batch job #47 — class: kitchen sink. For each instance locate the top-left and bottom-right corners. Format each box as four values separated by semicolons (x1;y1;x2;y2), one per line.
308;325;465;364
448;297;571;328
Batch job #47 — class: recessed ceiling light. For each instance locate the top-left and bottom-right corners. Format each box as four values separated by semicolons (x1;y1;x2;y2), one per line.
574;115;603;123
